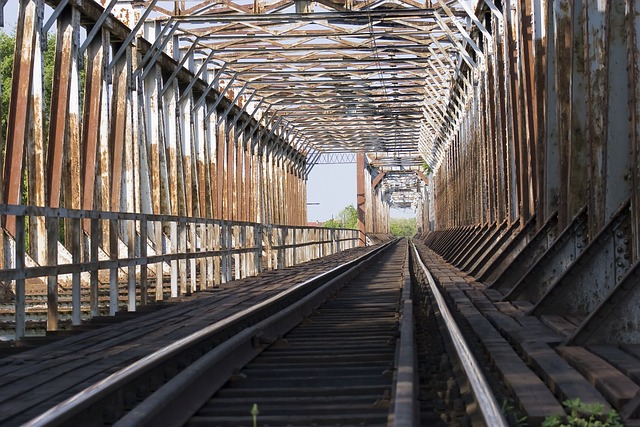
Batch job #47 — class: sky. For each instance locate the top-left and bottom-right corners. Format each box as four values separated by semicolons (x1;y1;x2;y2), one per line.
2;3;17;29
307;163;415;222
1;2;416;221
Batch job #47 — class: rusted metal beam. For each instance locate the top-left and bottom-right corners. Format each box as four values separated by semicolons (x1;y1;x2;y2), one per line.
371;172;386;190
81;30;105;227
357;153;366;247
4;0;42;235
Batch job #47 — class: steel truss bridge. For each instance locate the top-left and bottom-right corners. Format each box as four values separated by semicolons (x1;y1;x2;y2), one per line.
1;0;640;398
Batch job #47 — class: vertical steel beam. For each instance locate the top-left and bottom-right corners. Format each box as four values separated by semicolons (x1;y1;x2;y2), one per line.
604;1;632;220
629;0;640;261
206;104;218;219
82;30;105;228
227;123;235;220
4;0;42;235
235;131;243;221
47;6;74;208
357;153;366;247
586;0;609;236
62;7;82;244
217;120;226;219
110;51;129;213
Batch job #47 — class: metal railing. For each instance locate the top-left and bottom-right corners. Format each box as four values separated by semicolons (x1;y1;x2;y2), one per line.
0;204;359;339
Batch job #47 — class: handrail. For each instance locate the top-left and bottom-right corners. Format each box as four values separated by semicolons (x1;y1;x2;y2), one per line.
410;242;508;427
0;202;359;339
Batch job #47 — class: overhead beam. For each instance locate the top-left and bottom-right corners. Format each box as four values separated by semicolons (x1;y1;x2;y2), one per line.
372;172;386;189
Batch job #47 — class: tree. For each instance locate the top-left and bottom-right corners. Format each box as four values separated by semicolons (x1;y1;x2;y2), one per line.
0;30;15;142
0;30;57;146
390;217;416;237
324;204;358;229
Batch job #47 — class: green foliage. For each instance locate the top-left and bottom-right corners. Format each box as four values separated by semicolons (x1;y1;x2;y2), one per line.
324;205;358;229
0;30;57;144
542;399;622;427
323;218;341;228
43;33;57;127
0;29;15;141
421;162;433;175
389;217;416;237
502;399;528;426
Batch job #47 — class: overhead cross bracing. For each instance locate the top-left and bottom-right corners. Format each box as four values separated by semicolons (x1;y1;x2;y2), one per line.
139;1;480;157
130;0;482;209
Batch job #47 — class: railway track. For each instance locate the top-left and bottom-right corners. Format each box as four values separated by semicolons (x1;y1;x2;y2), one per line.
20;240;506;427
181;241;408;426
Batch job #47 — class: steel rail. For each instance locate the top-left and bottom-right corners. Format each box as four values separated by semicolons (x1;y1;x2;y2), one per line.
114;239;398;426
410;242;509;427
23;241;394;427
389;241;418;426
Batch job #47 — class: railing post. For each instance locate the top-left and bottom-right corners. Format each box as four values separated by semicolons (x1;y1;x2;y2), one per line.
240;225;247;279
72;217;82;324
14;214;25;340
292;228;297;265
226;223;233;282
189;222;197;293
234;224;241;279
109;218;119;316
221;221;229;284
214;222;221;286
199;223;207;290
255;224;263;274
127;218;136;312
205;223;213;288
178;220;187;295
155;220;164;301
277;227;284;269
170;220;178;297
140;218;148;306
90;217;99;317
46;216;59;331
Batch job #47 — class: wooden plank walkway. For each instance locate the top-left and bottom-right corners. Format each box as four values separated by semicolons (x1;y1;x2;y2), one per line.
0;245;378;426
